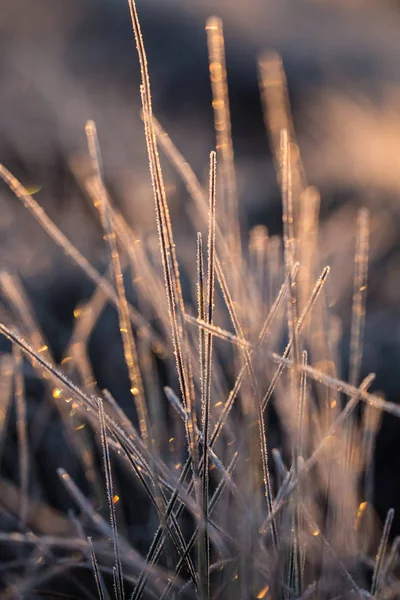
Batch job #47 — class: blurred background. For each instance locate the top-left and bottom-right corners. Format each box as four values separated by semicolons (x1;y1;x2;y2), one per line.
2;0;400;580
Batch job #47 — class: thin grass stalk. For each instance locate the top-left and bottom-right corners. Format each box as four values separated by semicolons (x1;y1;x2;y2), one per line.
258;52;306;191
349;208;370;389
97;398;125;600
88;536;107;600
0;272;52;363
86;120;149;446
197;231;207;596
206;17;241;262
347;208;370;476
261;266;330;412
13;346;29;527
198;151;217;599
371;508;395;596
378;536;400;599
129;0;195;423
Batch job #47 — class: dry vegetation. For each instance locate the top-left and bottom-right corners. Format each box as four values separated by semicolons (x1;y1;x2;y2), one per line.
0;1;398;599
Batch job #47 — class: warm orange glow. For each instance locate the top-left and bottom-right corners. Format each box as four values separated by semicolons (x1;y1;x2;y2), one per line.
354;502;368;530
257;585;270;599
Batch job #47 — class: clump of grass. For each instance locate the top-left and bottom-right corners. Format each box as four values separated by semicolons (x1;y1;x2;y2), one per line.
0;1;398;599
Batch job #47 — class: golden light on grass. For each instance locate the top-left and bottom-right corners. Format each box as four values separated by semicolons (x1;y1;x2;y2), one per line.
257;585;270;599
354;501;368;531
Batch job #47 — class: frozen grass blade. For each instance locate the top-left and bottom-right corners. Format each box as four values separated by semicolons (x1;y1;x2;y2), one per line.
297;186;321;313
185;315;251;349
86;120;149;446
0;271;52;364
152;115;235;277
362;403;382;541
97;397;125;600
349;208;370;388
197;231;206;415
262;265;330;412
58;468;121;541
347;208;369;476
297;350;308;461
198;151;217;600
88;536;107;600
249;225;269;314
152;116;207;222
292;350;309;597
272;356;400;417
196;230;207;596
206;17;241;261
281;129;299;364
371;508;394;597
378;536;400;599
259;52;305;188
129;0;195;451
129;459;193;600
281;131;301;586
13;346;29;528
13;346;29;527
